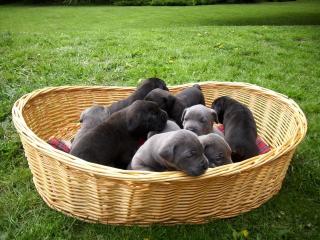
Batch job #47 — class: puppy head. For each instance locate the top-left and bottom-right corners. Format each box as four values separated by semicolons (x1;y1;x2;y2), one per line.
159;130;209;176
126;100;168;136
80;105;110;129
199;133;232;167
144;88;176;113
192;84;201;90
182;105;218;136
138;77;169;91
211;96;232;124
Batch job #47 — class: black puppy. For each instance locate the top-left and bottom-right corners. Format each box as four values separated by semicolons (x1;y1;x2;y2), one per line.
70;100;168;169
211;96;259;162
175;84;205;107
145;84;205;127
71;77;168;145
108;77;168;114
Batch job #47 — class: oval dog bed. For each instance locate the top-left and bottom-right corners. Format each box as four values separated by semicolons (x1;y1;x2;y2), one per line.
12;81;307;225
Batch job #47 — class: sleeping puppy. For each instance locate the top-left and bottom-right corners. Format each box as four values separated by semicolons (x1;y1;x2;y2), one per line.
129;130;209;176
147;120;180;139
145;84;205;127
182;104;220;136
211;96;259;162
71;105;110;149
198;133;232;167
108;77;168;114
70;100;168;169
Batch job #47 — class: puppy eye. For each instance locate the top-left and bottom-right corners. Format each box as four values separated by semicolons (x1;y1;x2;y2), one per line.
200;118;206;123
215;153;223;158
186;152;194;158
188;150;197;158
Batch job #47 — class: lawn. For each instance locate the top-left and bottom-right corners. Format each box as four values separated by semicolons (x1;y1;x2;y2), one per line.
0;1;320;239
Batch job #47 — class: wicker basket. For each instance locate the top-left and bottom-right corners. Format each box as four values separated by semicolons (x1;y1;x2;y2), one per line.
12;81;307;225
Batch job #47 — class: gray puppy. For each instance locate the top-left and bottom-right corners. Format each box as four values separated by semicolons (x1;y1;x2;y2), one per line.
147;120;180;138
129;130;209;176
182;104;219;136
198;133;232;167
71;105;110;149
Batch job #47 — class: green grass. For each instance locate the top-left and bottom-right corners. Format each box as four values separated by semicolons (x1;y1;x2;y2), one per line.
0;1;320;239
1;1;320;31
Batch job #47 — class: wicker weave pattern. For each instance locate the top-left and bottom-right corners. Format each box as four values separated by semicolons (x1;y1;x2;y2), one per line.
12;82;307;225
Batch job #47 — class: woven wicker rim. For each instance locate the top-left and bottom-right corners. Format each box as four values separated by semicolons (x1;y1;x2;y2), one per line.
12;81;307;182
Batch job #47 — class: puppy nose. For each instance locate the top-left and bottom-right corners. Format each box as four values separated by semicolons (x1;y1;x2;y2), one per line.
202;160;209;170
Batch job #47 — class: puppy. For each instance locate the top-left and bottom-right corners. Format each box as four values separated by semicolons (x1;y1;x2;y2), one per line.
212;96;259;162
70;100;168;169
145;84;205;127
147;120;180;138
71;77;168;146
71;105;110;149
129;130;209;176
182;104;219;136
198;133;232;167
108;77;168;114
175;84;205;107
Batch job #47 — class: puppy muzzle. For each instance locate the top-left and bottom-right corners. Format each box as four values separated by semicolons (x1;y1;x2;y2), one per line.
186;158;209;176
185;126;200;135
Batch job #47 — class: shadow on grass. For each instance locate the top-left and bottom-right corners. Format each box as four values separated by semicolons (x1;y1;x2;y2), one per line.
199;12;320;26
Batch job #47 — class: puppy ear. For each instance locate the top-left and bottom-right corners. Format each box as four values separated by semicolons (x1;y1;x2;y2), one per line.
126;112;141;132
167;94;176;109
159;144;176;162
212;100;223;124
210;109;218;123
181;108;188;123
